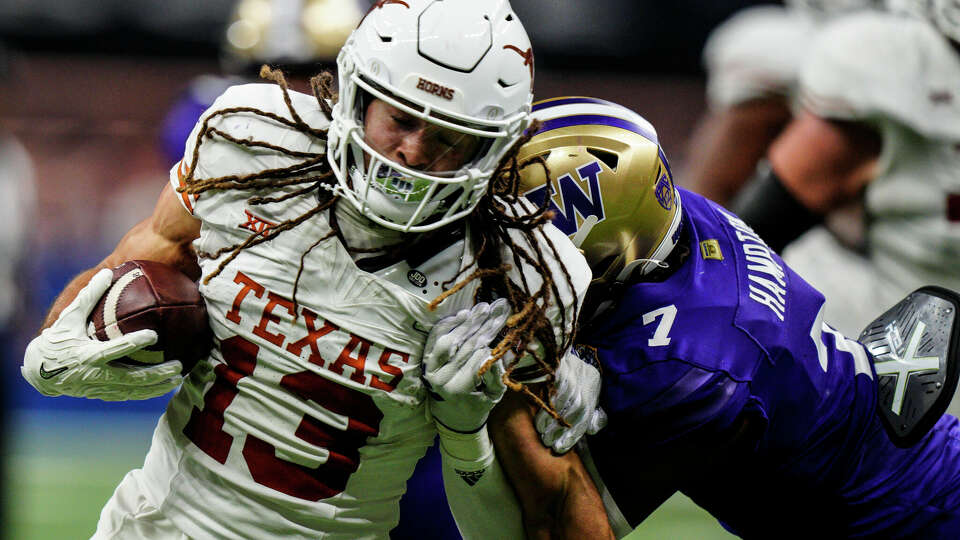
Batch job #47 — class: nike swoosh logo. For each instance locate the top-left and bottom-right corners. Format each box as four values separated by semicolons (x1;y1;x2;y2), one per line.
413;321;430;334
39;363;69;379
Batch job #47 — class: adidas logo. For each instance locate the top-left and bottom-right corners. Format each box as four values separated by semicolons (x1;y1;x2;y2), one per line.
455;468;486;487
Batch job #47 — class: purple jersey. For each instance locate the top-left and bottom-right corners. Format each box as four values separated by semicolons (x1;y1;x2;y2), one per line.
584;189;960;537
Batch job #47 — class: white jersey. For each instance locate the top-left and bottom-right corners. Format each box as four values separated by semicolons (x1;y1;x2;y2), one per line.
800;12;960;294
702;6;817;109
133;83;587;539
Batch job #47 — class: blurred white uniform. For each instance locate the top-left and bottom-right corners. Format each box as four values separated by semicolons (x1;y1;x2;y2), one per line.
783;12;960;337
702;5;817;109
0;134;34;328
94;84;587;539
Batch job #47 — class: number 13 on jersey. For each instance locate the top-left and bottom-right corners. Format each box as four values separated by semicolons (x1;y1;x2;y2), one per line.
183;335;383;501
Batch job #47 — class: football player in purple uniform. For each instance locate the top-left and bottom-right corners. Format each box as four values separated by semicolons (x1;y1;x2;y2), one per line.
488;97;960;538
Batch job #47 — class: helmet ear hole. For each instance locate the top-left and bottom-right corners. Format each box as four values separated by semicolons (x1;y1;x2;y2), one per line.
586;148;619;171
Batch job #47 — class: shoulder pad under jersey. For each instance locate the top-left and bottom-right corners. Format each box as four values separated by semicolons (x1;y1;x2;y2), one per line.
800;12;960;139
703;6;816;109
169;83;331;217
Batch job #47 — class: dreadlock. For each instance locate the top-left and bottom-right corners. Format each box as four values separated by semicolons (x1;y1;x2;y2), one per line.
428;122;580;425
176;67;579;424
177;66;340;311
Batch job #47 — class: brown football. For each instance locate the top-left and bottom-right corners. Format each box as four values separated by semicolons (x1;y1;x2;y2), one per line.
87;260;211;374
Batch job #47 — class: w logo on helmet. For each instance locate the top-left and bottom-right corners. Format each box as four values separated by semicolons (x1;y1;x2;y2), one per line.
523;160;605;236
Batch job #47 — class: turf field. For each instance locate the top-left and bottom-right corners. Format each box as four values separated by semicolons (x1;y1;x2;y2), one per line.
5;410;734;539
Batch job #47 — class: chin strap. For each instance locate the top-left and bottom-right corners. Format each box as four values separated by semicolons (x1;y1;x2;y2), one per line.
615;258;669;282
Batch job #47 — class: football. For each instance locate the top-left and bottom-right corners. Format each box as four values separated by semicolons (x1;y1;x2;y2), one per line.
87;260;211;374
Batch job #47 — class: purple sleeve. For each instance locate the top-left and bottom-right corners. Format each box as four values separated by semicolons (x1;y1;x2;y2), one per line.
601;359;759;449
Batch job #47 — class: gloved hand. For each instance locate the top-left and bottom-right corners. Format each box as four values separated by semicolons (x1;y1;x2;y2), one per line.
22;268;183;401
536;347;607;453
423;298;512;433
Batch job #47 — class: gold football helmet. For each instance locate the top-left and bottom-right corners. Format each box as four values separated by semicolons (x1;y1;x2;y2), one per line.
518;96;682;287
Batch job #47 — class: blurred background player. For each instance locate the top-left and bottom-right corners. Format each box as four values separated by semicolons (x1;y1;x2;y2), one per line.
732;1;960;347
683;0;882;207
501;96;960;538
21;1;605;538
0;40;37;536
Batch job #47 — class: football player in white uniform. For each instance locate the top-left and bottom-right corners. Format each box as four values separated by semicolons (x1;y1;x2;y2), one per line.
685;0;881;205
20;1;611;538
733;1;960;343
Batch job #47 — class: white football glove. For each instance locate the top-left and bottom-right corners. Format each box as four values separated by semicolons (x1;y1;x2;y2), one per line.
536;347;607;454
423;298;512;433
22;268;183;401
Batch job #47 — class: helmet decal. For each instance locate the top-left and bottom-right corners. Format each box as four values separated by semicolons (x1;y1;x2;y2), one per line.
523;160;606;237
360;0;411;25
654;167;675;211
503;44;535;85
416;77;456;100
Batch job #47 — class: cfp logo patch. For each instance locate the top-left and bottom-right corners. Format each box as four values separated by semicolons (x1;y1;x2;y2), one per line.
416;77;454;101
523;160;605;237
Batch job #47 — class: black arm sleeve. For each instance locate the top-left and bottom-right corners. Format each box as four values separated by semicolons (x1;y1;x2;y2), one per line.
730;166;824;253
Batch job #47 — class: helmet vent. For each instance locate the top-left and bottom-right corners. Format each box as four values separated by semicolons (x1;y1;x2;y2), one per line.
378;34;393;43
586;148;619;171
506;14;514;21
497;78;514;88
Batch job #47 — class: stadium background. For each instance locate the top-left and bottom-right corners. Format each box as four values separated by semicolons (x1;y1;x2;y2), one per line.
0;0;778;537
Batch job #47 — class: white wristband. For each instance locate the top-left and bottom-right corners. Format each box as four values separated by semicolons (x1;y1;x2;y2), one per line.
436;422;494;473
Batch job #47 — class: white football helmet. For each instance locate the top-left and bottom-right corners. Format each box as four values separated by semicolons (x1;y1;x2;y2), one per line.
885;0;930;18
787;0;883;17
328;0;534;232
930;0;960;42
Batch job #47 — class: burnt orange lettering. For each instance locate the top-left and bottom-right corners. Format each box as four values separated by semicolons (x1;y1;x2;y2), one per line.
226;272;265;325
285;307;340;367
370;349;408;393
252;291;295;346
329;335;370;384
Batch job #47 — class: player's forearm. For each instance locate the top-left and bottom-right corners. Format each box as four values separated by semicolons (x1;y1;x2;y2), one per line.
439;427;527;539
519;461;614;540
683;99;793;206
490;392;614;539
41;187;200;332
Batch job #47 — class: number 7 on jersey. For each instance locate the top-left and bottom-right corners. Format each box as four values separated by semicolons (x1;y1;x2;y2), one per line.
643;304;677;347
